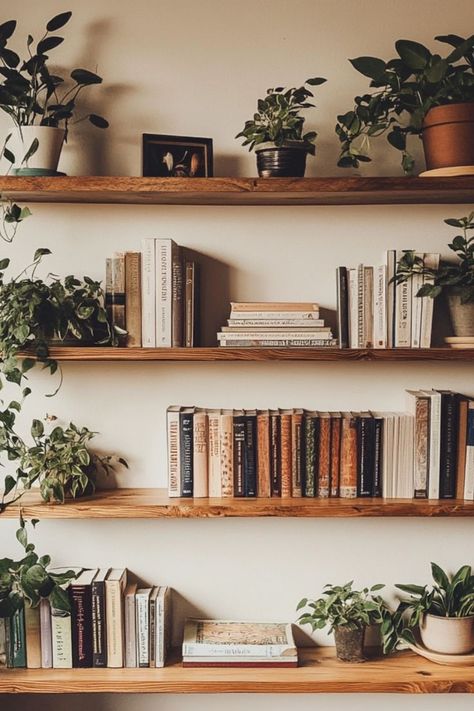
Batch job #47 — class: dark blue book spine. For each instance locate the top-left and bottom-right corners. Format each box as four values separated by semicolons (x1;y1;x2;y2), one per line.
233;416;246;497
244;415;257;497
180;411;194;497
372;417;384;497
357;416;375;497
439;392;459;499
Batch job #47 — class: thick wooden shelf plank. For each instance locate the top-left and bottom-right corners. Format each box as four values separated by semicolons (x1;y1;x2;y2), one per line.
1;648;473;694
2;176;474;206
30;346;474;362
3;488;474;519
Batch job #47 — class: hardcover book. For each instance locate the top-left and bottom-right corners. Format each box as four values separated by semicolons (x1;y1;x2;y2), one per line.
70;568;97;668
193;408;208;498
167;406;181;497
92;567;109;668
39;598;53;669
257;410;271;498
124;581;138;668
25;604;41;669
279;409;292;498
125;251;142;347
136;588;152;668
220;409;234;497
141;238;156;347
105;568;127;668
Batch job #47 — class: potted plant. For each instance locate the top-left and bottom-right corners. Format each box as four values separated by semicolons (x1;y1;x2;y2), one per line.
336;34;474;174
396;562;474;654
297;581;397;662
0;517;76;619
1;414;128;511
393;213;474;337
236;78;326;177
0;12;108;176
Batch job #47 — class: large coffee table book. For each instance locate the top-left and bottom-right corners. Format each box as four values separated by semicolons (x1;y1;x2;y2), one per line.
182;619;298;667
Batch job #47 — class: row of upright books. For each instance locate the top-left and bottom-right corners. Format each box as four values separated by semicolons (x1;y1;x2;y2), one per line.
336;251;440;348
105;238;200;348
217;302;336;347
166;392;474;500
0;568;171;669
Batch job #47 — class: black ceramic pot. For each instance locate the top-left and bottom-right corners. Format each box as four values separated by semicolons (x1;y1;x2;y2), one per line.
256;146;307;177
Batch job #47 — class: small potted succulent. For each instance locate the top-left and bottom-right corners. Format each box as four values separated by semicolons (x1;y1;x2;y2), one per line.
336;34;474;174
393;213;474;337
0;12;108;176
297;581;397;662
236;78;326;177
396;562;474;654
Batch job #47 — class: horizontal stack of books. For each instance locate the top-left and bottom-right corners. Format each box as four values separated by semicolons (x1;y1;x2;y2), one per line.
0;568;171;669
167;392;474;500
217;302;336;347
336;251;440;348
182;620;297;667
106;238;200;348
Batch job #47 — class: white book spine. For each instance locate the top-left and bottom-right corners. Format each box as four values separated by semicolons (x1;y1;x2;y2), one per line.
141;238;156;347
420;253;440;348
363;266;374;348
182;642;291;657
51;610;72;668
228;311;320;320
348;268;358;348
208;411;222;497
386;250;396;348
135;592;150;668
373;265;387;348
357;264;364;348
124;591;137;668
228;319;325;327
167;409;181;497
217;331;332;341
411;253;424;348
464;405;474;500
155;239;174;347
154;587;166;668
193;411;208;498
428;392;441;499
40;598;53;668
106;580;125;668
395;252;411;347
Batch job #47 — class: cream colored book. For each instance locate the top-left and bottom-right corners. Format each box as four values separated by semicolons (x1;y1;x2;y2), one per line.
208;409;222;497
193;408;208;498
182;620;297;658
25;604;41;669
106;568;127;667
220;410;234;497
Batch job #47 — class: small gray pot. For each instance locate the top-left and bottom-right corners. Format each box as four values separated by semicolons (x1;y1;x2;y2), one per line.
447;291;474;337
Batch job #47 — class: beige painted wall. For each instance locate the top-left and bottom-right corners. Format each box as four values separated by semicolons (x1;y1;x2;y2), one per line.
1;0;474;708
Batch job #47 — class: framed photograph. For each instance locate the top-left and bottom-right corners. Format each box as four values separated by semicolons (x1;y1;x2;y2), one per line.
142;134;213;177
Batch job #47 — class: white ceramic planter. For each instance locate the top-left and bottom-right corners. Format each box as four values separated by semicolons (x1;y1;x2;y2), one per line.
8;126;65;174
420;613;474;654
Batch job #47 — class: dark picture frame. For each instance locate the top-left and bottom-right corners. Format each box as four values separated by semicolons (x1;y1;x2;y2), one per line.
142;134;213;177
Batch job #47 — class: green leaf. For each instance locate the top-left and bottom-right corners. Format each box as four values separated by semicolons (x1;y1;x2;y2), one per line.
296;598;308;611
0;20;17;42
21;138;39;166
387;129;406;150
395;583;426;595
37;36;64;55
306;77;327;86
425;58;448;83
0;258;10;270
33;248;52;261
70;68;102;85
349;56;386;80
88;114;109;129
31;419;44;438
46;12;72;32
431;562;449;590
48;585;71;612
395;39;431;70
16;526;27;548
3;146;14;164
3;474;16;496
1;48;20;68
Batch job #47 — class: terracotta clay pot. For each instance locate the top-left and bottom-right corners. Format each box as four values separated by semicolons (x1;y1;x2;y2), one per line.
420;613;474;654
422;102;474;171
333;625;366;663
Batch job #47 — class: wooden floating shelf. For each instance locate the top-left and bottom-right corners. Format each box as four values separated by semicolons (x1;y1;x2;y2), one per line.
1;648;473;694
3;488;474;519
27;346;474;362
2;175;474;206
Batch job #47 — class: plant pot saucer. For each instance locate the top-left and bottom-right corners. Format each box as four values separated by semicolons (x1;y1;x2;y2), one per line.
406;639;474;666
419;165;474;177
11;168;66;177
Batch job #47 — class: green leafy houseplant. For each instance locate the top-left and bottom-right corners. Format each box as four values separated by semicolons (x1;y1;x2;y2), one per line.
1;414;128;511
0;517;76;617
336;34;474;173
297;581;399;661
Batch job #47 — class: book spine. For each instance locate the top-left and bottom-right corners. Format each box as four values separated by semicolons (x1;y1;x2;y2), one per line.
125;251;142;347
357;264;364;348
280;413;292;498
257;413;271;498
141;238;156;347
185;262;200;347
428;393;441;499
25;603;41;669
180;410;194;497
182;642;293;657
155;588;170;668
440;393;459;498
410;253;423;348
231;302;319;312
136;595;149;668
464;405;474;499
228;310;320;320
149;594;156;668
340;416;358;498
420;253;440;348
413;397;429;498
0;618;6;668
193;411;208;498
395;251;411;347
228;318;325;327
270;413;281;496
244;414;257;496
218;338;336;347
167;409;181;497
106;581;124;668
363;266;374;348
348;268;358;349
39;598;53;668
220;413;234;497
70;584;93;668
51;607;72;668
233;415;246;497
373;264;387;349
304;415;318;497
111;253;126;335
336;266;349;348
318;417;331;498
291;411;304;497
171;249;184;347
330;416;341;497
92;579;107;668
105;257;113;328
9;607;26;668
357;418;374;497
155;239;173;347
218;331;333;341
456;399;469;500
124;591;137;668
372;417;384;497
386;250;396;348
208;411;222;497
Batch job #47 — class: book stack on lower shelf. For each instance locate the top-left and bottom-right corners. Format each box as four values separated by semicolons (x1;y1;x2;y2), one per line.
167;390;474;500
0;568;171;670
217;302;336;347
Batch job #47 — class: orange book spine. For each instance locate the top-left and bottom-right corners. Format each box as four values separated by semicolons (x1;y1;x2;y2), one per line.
125;252;142;347
280;412;292;498
291;410;303;497
330;415;342;497
456;398;470;500
340;414;358;498
257;411;271;498
318;415;331;498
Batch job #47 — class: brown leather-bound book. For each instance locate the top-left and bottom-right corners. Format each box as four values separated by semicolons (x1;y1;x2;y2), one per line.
111;252;126;336
279;409;292;498
340;412;358;498
25;605;41;669
330;412;342;497
270;410;280;496
257;410;271;498
125;252;142;347
318;413;331;498
172;248;184;347
456;397;471;499
291;409;304;497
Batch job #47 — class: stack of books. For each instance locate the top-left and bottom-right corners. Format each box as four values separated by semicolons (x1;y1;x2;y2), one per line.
182;620;298;667
167;392;474;500
217;302;336;347
0;568;171;669
106;238;200;348
336;251;440;348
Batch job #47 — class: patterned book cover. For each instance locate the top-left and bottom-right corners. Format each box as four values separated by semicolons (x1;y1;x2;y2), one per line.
357;412;375;497
233;410;246;497
372;415;384;497
456;397;470;500
220;410;234;497
304;411;319;497
70;569;96;668
25;604;41;668
291;409;304;497
111;252;126;336
330;413;342;497
193;409;208;498
257;410;271;498
180;407;194;497
318;413;331;498
340;413;358;498
183;620;296;658
410;392;430;498
208;409;222;497
125;251;142;347
270;410;281;496
171;248;183;347
279;410;292;498
244;410;257;497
